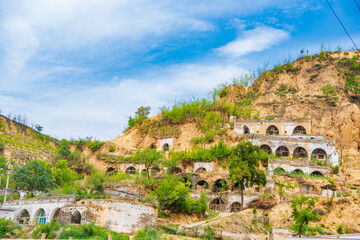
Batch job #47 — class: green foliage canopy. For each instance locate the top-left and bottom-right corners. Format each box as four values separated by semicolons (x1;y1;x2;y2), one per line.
53;160;77;187
290;195;319;236
13;160;56;196
228;141;268;210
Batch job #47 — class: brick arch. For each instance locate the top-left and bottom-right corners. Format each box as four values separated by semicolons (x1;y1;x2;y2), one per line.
209;198;226;211
293;125;307;135
266;125;279;135
125;166;136;174
311;148;327;160
50;208;61;222
16;209;30;224
244;125;250;134
195;167;207;173
293;147;308;159
230;202;242;212
212;179;229;192
275;146;290;157
71;210;81;224
34;208;46;224
260;144;272;154
310;170;324;176
196;180;209;189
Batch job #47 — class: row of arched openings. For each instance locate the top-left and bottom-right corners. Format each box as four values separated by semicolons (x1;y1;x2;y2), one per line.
260;145;327;160
107;166;208;175
244;125;307;135
209;199;246;212
17;208;81;225
274;167;324;176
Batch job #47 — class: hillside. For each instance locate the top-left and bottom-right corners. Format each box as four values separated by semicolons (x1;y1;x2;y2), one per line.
0;115;57;165
108;51;360;166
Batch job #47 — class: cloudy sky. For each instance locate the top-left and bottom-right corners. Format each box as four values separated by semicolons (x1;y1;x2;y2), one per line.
1;0;360;140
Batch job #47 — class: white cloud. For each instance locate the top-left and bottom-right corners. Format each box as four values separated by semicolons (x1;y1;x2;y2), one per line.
0;63;246;140
216;26;290;57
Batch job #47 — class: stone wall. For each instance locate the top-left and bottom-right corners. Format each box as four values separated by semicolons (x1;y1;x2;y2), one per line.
59;199;157;234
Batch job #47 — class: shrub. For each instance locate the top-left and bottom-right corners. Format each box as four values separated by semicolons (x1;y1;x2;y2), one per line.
88;141;104;152
0;218;20;239
321;84;336;97
109;145;116;152
134;226;160;240
337;225;344;234
32;221;60;239
0;142;4;152
332;166;339;174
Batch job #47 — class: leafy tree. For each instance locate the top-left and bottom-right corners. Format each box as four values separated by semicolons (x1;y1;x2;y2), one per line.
290;195;319;236
126;106;151;130
55;139;71;162
228;141;268;210
13;160;56;196
53;160;77;187
134;148;163;178
151;174;207;215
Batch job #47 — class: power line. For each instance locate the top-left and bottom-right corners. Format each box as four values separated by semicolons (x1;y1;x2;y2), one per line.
354;0;360;11
325;0;358;50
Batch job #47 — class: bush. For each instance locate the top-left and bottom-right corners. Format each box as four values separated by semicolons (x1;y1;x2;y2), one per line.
32;221;60;239
0;142;4;152
59;222;129;240
332;166;339;174
134;226;160;240
337;225;344;234
109;145;116;152
87;141;104;152
321;84;336;97
0;218;20;239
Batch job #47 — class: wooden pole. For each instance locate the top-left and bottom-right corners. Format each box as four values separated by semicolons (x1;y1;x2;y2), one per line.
108;233;113;240
69;237;73;240
41;233;46;239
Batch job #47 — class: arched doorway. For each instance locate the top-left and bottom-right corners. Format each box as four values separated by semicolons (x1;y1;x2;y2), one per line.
311;171;324;176
274;167;286;174
266;125;279;135
35;209;46;224
196;180;209;190
51;208;61;222
230;202;242;212
244;125;250;134
163;143;169;152
293;147;308;159
106;167;116;175
151;166;160;173
170;166;182;174
260;145;272;154
311;149;327;160
212;179;228;192
71;211;81;224
17;209;30;224
275;146;290;157
195;167;206;173
292;169;304;175
209;198;226;211
125;166;136;174
293;126;306;135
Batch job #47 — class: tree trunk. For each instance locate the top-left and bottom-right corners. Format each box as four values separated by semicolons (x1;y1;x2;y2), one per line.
240;181;244;210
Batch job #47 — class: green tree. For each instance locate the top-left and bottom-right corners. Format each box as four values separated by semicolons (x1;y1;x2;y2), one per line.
290;194;319;236
13;160;56;196
228;141;268;210
134;148;163;179
151;174;207;215
55;139;71;162
53;160;77;187
126;106;151;130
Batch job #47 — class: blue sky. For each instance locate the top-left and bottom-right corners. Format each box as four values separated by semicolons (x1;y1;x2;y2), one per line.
0;0;360;140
